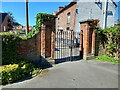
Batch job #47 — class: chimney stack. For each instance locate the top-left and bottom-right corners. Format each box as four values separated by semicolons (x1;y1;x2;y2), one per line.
58;7;64;12
52;11;57;15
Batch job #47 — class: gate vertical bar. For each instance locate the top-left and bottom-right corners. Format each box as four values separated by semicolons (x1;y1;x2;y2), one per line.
60;31;61;59
61;31;63;59
59;31;60;59
68;31;70;61
56;31;58;60
66;31;68;61
70;30;73;61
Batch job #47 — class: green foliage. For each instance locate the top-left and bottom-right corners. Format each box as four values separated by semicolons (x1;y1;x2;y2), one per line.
0;13;54;84
94;27;107;44
103;26;120;58
94;26;120;59
1;13;56;65
0;32;21;65
96;55;120;64
0;60;39;85
16;29;22;34
94;27;104;35
7;12;15;30
1;13;55;40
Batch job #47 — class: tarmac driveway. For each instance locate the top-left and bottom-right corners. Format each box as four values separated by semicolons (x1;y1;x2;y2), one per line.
2;60;118;88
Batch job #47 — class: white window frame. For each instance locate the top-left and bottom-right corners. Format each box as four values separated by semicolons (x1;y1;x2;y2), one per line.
4;26;6;31
67;13;71;24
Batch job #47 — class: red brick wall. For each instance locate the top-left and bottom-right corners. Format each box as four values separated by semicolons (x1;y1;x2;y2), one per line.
41;20;55;59
56;3;77;32
80;20;99;58
0;16;8;32
16;20;55;63
17;31;41;62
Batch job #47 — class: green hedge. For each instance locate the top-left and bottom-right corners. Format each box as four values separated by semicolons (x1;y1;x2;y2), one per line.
94;26;120;59
0;60;39;85
103;26;120;59
0;32;21;65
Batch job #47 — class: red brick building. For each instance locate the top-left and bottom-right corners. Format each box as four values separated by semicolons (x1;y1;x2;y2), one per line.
56;2;77;32
14;25;33;33
0;13;9;32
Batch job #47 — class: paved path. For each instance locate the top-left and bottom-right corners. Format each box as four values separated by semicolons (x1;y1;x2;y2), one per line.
2;60;118;88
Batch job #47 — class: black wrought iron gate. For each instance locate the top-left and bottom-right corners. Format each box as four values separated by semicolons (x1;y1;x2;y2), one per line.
55;30;81;64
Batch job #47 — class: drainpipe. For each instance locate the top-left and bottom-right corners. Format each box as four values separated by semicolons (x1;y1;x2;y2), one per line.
103;0;108;29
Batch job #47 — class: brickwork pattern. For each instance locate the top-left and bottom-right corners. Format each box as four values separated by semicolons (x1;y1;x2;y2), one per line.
17;20;55;62
17;31;41;62
80;20;98;58
56;3;77;32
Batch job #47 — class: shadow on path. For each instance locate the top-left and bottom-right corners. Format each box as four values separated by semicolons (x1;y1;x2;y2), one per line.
39;57;53;69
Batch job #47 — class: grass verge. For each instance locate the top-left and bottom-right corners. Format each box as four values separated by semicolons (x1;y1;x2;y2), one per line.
96;55;120;64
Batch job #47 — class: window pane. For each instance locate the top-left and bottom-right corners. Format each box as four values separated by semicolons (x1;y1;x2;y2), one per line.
67;15;70;24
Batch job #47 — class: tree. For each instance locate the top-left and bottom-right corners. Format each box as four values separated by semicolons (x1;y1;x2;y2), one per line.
7;12;15;30
6;12;21;31
13;22;21;26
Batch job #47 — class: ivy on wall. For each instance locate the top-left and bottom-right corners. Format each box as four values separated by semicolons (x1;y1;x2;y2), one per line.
21;13;56;40
0;13;56;65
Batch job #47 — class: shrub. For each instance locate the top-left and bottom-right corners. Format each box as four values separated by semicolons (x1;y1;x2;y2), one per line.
0;32;21;65
0;60;39;85
94;26;120;59
103;26;120;59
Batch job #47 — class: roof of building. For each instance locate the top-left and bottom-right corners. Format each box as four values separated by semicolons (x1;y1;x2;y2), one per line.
115;19;120;25
56;0;117;16
111;0;117;7
56;2;77;15
0;13;8;26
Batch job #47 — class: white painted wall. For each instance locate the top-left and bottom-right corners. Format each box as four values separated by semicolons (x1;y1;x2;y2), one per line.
74;0;116;32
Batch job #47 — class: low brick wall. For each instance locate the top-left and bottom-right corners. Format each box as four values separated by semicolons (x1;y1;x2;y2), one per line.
17;31;41;63
16;20;55;63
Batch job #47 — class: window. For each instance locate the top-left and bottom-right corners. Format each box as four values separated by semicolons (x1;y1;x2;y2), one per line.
107;11;113;16
95;0;101;4
95;0;102;9
76;9;78;14
67;12;71;24
66;27;70;30
4;26;6;31
58;18;60;24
